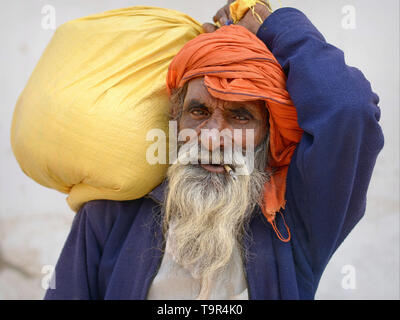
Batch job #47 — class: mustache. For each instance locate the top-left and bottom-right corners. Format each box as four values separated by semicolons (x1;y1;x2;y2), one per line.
175;140;256;174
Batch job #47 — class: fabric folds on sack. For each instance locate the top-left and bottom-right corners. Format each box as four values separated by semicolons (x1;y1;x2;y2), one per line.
10;6;203;212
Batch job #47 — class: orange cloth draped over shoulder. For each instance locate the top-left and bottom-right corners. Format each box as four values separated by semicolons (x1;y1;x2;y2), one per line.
166;25;303;242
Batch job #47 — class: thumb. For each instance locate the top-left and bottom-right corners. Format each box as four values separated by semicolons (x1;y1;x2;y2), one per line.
202;23;218;33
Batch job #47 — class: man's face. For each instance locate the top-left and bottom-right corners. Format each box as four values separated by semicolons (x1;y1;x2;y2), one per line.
164;77;271;299
178;77;269;173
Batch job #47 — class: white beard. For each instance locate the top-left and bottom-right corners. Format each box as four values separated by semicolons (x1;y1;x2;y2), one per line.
162;137;270;299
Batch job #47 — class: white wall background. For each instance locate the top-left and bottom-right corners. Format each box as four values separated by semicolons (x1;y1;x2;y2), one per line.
0;0;398;300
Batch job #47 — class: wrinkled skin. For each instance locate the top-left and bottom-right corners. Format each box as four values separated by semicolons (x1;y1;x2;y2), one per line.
178;77;269;173
175;1;272;174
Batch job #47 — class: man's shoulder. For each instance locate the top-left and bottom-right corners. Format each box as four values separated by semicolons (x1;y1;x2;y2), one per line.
74;181;165;241
82;198;144;215
78;198;147;244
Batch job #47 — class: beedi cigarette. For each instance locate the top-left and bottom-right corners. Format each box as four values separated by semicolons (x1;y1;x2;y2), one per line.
223;164;232;174
223;165;238;180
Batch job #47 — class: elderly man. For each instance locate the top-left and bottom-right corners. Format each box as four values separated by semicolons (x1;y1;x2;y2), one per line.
45;2;384;300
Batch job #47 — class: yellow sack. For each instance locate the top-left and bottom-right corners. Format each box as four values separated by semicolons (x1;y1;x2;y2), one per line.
10;6;203;212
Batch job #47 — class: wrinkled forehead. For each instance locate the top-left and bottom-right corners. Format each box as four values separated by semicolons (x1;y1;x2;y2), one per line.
184;77;268;118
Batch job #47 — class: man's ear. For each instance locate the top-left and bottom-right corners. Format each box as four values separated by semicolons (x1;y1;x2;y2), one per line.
169;102;181;121
169;84;188;121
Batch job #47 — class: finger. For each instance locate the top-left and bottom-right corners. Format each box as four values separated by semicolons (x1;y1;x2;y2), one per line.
220;16;228;25
220;6;232;25
202;23;218;33
213;6;228;23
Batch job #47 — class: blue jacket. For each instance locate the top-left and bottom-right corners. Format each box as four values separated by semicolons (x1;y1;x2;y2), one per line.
44;8;384;300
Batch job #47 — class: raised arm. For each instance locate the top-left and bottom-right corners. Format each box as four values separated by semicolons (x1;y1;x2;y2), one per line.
256;8;384;276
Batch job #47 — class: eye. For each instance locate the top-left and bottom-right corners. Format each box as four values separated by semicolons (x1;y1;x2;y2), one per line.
233;115;249;122
191;109;209;117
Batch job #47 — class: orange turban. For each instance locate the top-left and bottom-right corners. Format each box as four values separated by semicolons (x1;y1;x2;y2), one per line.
166;25;303;241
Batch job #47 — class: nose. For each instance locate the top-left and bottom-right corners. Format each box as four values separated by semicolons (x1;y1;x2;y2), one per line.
198;111;232;152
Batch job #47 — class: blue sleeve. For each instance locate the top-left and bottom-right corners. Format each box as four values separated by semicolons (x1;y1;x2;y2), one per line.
44;201;114;300
257;8;384;275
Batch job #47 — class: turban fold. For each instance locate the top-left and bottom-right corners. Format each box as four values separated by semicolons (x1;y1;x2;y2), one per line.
166;25;303;241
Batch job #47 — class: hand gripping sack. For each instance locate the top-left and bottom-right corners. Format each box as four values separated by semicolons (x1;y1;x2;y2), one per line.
10;6;203;212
